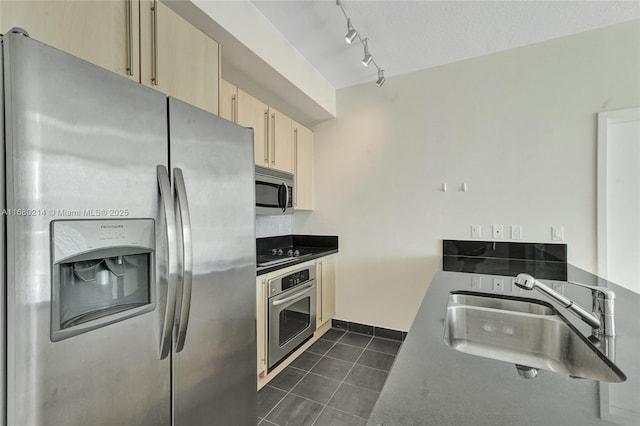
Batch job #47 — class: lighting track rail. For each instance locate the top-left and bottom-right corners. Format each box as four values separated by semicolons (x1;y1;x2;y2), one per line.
336;0;385;86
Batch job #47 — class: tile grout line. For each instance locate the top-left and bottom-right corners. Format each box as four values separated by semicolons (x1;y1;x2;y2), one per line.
310;333;375;425
261;329;400;426
261;337;341;425
319;336;401;356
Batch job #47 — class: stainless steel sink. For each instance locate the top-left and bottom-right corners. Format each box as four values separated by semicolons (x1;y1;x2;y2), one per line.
443;291;626;382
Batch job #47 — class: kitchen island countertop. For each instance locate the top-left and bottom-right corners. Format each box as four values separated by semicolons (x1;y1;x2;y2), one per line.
368;268;640;426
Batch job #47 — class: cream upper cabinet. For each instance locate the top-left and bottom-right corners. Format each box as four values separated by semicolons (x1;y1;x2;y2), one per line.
230;83;299;175
316;255;336;328
293;121;314;210
219;79;238;123
140;0;219;115
237;88;268;166
269;107;293;173
0;0;140;82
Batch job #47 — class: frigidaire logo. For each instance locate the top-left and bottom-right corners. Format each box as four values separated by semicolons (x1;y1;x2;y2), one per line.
101;225;124;229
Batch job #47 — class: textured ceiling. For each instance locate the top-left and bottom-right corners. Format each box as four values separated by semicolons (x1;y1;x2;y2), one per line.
250;0;640;89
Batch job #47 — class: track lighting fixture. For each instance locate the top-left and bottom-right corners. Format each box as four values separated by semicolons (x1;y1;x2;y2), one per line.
361;39;372;66
336;0;386;87
345;19;357;44
376;69;385;87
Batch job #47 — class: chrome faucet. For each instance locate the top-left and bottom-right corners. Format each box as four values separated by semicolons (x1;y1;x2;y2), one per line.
514;273;615;338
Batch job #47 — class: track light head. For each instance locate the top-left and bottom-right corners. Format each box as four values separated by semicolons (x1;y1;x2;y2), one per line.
361;39;372;66
345;19;357;44
376;69;385;87
337;1;386;86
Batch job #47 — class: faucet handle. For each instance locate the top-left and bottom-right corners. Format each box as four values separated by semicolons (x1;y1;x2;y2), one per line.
567;281;616;301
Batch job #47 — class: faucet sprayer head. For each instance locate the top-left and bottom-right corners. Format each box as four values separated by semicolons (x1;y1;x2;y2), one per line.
515;273;536;290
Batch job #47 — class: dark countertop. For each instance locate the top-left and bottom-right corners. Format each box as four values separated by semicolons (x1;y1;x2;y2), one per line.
256;235;338;276
368;267;640;426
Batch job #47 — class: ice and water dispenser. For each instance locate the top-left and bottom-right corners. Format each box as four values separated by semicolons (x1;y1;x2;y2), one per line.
51;219;156;341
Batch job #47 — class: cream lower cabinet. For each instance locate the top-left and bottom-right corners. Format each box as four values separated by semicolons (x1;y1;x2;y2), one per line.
293;121;314;210
140;0;219;115
0;0;140;82
316;255;337;328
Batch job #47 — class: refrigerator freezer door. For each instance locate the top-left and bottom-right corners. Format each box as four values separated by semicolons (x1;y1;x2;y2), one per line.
3;33;170;425
0;37;5;426
169;98;257;425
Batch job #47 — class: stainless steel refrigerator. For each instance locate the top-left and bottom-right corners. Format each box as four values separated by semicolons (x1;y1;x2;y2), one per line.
0;30;256;425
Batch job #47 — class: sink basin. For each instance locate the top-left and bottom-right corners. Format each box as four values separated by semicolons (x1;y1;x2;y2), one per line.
443;291;626;382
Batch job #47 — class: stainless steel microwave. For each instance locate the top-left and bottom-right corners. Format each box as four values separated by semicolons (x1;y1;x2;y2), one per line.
255;165;294;215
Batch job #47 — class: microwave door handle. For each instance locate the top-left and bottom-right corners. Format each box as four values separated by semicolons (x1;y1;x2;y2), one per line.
272;283;314;306
157;165;179;360
278;183;287;212
284;183;290;212
173;168;193;353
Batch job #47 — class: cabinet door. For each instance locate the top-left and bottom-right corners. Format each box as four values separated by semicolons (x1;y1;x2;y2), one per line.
293;122;314;210
140;0;219;115
219;79;237;122
269;107;293;173
256;276;267;380
237;89;268;167
0;0;139;82
317;256;336;327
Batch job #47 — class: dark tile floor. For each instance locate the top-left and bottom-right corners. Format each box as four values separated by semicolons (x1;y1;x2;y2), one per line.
258;329;402;426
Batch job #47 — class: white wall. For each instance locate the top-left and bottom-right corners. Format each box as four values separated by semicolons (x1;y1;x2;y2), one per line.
293;20;640;331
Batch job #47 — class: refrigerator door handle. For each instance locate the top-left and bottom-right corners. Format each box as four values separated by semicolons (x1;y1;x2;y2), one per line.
173;168;193;352
157;165;179;359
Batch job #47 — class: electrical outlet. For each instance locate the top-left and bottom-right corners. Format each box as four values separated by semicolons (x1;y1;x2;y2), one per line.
511;225;522;240
551;282;564;295
493;278;504;292
471;225;482;239
471;275;482;289
493;225;504;239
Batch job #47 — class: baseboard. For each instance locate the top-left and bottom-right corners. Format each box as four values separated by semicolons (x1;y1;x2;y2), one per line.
331;319;406;341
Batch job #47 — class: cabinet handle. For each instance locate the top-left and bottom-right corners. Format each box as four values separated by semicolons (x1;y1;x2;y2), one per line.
271;113;276;165
318;261;323;323
125;0;133;76
151;0;159;86
294;128;298;206
231;94;237;123
263;111;269;165
261;278;267;366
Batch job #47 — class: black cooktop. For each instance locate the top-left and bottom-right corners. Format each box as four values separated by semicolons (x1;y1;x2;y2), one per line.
256;235;339;272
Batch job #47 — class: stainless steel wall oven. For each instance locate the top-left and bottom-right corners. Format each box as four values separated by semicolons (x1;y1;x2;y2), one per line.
268;265;316;369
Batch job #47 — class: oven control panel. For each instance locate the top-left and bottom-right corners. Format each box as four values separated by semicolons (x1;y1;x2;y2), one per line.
268;265;316;297
282;269;310;292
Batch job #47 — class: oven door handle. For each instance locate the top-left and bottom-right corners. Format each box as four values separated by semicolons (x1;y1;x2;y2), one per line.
272;283;314;306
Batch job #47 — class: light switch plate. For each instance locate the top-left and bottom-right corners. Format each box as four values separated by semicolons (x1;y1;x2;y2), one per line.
551;225;564;241
493;225;504;239
471;275;482;289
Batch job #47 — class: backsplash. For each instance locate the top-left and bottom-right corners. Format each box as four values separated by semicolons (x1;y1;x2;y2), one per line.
443;240;568;280
256;215;292;238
